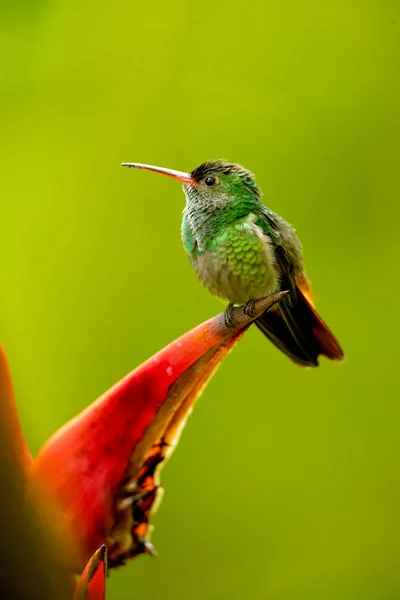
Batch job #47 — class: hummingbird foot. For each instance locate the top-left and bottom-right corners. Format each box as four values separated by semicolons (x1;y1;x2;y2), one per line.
243;299;256;319
224;303;236;328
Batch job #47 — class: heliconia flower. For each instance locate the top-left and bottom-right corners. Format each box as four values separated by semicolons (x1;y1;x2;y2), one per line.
0;292;286;597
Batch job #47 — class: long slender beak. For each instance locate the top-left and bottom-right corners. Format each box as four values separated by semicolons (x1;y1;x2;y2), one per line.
121;162;194;184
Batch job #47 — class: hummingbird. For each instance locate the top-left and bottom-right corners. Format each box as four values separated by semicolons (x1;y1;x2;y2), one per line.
122;159;344;367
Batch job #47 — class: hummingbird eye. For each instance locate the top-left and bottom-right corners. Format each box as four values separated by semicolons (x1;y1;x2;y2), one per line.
204;176;217;187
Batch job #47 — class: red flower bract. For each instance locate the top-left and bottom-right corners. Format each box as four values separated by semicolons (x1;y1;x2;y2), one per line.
1;292;285;597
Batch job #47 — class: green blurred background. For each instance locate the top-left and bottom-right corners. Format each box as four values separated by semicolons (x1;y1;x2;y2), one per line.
1;1;399;598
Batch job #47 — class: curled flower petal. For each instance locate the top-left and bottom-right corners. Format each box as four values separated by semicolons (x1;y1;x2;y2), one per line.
32;293;286;570
74;545;107;600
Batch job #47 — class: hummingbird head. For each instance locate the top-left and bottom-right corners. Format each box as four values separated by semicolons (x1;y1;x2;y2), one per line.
121;159;261;213
185;160;261;212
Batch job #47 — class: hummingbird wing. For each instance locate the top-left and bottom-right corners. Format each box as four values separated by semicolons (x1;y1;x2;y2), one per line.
255;208;344;366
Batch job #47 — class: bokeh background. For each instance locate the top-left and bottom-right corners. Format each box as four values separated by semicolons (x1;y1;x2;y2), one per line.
1;1;399;598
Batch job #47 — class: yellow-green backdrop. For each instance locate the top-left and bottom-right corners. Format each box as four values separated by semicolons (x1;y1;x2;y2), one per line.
1;1;399;598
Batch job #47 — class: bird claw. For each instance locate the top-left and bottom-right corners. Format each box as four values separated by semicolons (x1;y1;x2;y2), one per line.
243;299;256;318
224;304;236;328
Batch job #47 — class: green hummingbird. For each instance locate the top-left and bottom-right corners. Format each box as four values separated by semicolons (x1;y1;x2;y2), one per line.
122;159;344;367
